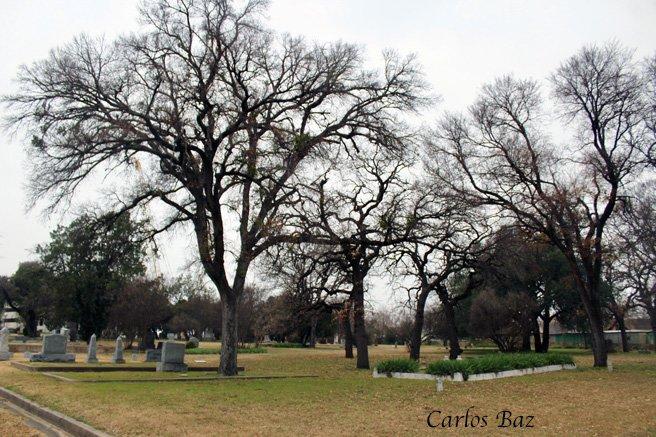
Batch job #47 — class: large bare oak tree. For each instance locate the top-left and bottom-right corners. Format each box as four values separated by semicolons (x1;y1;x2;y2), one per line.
3;0;426;374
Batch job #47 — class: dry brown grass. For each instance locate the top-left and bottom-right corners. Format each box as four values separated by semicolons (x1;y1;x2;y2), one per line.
0;346;654;436
0;400;44;436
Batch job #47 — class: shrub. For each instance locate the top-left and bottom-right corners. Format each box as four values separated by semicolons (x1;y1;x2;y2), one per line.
376;358;420;374
426;352;574;378
185;338;200;349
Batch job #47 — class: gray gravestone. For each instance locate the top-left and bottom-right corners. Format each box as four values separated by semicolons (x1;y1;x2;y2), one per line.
0;327;13;361
145;349;162;362
156;341;188;372
111;336;125;364
27;334;75;362
86;334;98;363
167;333;176;340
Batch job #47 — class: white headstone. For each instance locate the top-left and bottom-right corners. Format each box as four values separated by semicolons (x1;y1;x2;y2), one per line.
86;334;98;363
0;327;13;361
111;336;125;364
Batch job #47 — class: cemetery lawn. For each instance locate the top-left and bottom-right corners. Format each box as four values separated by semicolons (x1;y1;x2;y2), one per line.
0;345;655;436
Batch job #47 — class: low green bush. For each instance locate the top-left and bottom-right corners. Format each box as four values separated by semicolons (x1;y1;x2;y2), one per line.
426;352;574;378
375;358;420;374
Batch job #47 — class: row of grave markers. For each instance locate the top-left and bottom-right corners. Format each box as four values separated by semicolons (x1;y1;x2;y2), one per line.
0;328;187;372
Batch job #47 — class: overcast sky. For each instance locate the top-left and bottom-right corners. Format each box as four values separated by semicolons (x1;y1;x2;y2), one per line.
1;0;655;306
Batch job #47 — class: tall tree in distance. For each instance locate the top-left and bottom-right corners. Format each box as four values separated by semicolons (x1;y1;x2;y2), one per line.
612;181;656;340
37;213;147;341
389;184;488;360
3;0;426;375
292;145;418;369
431;43;651;366
1;262;55;337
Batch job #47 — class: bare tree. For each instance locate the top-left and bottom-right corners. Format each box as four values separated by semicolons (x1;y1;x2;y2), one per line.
612;181;656;340
291;145;418;368
388;184;488;360
3;0;426;374
430;43;650;366
266;243;349;348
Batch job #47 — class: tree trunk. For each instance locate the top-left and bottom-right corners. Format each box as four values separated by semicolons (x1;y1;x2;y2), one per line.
342;301;354;358
352;285;369;369
521;332;531;351
309;315;317;348
219;295;239;376
408;288;429;360
532;317;543;353
540;314;550;353
644;304;656;348
437;287;462;360
582;293;608;366
616;314;629;353
23;310;38;337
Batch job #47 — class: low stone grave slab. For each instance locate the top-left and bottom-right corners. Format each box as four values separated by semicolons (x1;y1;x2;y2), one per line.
145;349;162;362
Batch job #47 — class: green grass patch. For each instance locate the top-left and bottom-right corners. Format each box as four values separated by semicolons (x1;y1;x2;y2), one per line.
426;352;574;378
185;346;267;355
375;358;420;373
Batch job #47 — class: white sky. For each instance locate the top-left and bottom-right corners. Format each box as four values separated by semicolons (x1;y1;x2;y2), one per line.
1;0;655;307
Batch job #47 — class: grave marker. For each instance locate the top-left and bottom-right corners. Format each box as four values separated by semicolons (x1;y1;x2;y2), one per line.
0;327;13;361
111;336;125;364
86;334;99;363
26;334;75;362
156;341;188;372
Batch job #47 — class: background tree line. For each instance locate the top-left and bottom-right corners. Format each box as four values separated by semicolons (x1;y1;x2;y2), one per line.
2;0;655;373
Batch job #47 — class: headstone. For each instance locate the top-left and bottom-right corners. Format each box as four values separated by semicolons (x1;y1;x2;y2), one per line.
145;349;162;362
187;337;200;348
156;341;188;372
264;334;272;343
86;334;98;363
0;327;13;361
167;333;176;340
435;378;444;392
27;334;75;362
111;336;125;364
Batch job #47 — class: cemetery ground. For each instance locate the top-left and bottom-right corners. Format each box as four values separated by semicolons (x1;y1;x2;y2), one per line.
0;344;654;436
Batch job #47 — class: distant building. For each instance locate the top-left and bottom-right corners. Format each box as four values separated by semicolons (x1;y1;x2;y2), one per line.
0;303;49;335
0;303;22;331
548;318;655;348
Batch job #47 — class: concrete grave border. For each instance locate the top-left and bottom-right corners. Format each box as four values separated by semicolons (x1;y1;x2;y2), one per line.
11;361;244;373
41;372;320;384
373;363;577;383
0;386;111;437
